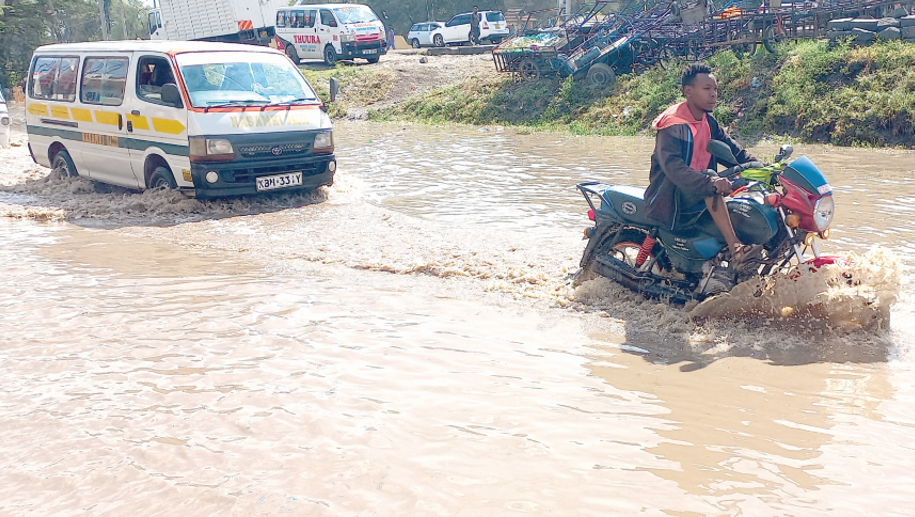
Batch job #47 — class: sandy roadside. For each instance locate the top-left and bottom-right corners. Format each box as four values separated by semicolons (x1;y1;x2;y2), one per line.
304;50;502;117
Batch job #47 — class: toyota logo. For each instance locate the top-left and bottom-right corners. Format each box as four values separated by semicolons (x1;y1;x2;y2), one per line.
271;146;283;156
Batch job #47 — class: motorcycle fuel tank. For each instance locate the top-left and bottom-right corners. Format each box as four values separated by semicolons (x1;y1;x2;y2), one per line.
658;197;779;274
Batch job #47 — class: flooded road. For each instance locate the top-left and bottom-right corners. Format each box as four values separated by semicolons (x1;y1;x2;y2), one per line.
1;122;915;516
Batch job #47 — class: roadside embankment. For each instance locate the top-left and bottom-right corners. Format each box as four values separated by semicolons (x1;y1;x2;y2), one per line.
304;40;915;148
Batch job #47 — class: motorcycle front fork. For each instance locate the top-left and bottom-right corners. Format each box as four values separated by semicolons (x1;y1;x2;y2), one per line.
778;207;821;266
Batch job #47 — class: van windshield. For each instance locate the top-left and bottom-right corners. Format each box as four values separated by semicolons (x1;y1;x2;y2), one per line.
175;52;317;108
331;5;378;24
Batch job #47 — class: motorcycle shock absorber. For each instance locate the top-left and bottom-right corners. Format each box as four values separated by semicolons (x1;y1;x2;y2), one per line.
635;230;658;267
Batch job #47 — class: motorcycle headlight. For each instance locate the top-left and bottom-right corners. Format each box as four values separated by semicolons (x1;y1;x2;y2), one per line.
814;195;834;231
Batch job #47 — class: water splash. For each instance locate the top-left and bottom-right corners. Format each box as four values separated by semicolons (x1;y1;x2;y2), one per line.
691;248;900;330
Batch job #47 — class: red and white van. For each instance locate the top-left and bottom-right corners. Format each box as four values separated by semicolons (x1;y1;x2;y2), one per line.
274;3;388;65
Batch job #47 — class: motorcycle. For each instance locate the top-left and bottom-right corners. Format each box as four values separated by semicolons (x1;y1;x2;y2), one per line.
574;141;843;303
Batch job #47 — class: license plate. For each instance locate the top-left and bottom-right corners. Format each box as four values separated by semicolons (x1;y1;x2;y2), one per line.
256;171;302;191
363;49;377;54
496;24;501;29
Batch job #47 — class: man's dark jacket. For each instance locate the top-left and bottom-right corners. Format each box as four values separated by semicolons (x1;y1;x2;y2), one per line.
644;106;756;231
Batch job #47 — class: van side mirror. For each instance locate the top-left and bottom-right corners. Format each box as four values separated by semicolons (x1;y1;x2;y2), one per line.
329;77;339;103
707;139;738;166
161;83;183;108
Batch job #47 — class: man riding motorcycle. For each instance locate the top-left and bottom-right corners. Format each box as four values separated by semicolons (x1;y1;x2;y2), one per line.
645;63;762;268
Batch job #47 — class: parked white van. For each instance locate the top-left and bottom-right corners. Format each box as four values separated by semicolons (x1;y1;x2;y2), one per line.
26;41;336;198
274;3;388;65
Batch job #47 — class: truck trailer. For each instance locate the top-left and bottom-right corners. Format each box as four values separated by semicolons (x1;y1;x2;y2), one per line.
148;0;288;46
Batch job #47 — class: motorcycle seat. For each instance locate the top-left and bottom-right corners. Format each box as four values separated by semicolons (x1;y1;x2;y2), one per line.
605;186;655;226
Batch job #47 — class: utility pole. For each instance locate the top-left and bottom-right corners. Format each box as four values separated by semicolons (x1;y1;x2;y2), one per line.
98;0;109;40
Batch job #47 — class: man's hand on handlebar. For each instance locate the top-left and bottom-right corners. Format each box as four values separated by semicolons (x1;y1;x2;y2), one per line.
712;176;733;196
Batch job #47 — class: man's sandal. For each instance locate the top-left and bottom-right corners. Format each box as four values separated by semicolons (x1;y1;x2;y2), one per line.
730;244;763;269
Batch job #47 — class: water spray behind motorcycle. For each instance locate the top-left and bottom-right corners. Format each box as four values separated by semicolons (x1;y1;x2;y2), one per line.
573;140;850;304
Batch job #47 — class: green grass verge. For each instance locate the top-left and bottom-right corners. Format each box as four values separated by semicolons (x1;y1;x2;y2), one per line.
367;40;915;147
300;64;393;119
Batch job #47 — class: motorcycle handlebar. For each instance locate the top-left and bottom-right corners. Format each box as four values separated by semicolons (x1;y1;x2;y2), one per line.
721;161;765;178
722;165;744;177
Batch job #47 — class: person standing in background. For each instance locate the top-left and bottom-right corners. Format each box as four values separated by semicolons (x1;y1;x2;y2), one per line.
470;6;482;45
387;26;396;49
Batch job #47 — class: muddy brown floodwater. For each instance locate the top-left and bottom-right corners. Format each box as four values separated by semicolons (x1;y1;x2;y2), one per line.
1;120;914;516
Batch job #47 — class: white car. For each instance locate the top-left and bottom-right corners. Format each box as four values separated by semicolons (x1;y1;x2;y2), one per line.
0;88;10;149
407;21;444;48
431;10;509;46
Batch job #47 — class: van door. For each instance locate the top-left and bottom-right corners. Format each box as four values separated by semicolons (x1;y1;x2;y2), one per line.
26;55;82;168
77;53;139;187
292;9;320;60
317;9;339;51
127;54;189;188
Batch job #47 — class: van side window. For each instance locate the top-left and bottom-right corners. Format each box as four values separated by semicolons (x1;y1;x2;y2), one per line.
320;10;337;27
81;57;129;106
276;11;286;28
293;10;315;28
137;56;179;107
29;56;80;102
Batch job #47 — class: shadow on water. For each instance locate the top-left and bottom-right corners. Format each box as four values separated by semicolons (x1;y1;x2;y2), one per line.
620;312;892;372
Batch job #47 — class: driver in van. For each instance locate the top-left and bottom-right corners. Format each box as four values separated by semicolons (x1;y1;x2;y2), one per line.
644;63;762;266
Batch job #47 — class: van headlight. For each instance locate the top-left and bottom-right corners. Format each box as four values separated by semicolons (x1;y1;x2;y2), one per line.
340;33;355;43
0;117;9;126
189;137;235;162
314;131;333;153
813;195;834;231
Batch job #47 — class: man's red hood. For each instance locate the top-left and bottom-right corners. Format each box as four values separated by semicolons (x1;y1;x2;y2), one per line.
651;102;704;130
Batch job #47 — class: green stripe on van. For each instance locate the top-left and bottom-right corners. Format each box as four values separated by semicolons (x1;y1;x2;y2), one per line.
27;124;190;157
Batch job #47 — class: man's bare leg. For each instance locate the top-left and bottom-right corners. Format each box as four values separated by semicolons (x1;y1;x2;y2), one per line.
705;196;742;257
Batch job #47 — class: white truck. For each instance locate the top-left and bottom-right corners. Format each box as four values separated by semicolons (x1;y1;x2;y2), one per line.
148;0;289;46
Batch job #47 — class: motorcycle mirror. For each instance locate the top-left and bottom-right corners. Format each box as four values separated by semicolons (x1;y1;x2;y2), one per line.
779;144;793;160
707;140;738;166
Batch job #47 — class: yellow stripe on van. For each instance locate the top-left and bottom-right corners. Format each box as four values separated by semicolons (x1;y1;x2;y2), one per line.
127;114;150;131
71;108;93;122
50;105;70;119
95;111;120;126
152;118;186;135
28;103;49;117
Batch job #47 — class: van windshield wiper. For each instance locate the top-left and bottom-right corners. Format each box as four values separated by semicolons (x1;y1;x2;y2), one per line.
203;100;269;112
268;97;318;109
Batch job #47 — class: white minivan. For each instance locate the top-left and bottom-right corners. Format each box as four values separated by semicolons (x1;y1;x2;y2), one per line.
0;88;10;148
26;41;336;198
275;3;388;65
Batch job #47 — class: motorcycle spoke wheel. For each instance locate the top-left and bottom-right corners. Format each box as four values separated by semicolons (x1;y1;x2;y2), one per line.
607;238;665;275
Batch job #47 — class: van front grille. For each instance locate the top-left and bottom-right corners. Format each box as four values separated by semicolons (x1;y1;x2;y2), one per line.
237;142;311;158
